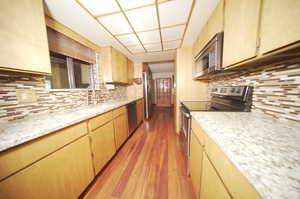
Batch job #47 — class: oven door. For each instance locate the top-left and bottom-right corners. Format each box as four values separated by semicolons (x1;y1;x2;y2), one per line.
180;105;191;156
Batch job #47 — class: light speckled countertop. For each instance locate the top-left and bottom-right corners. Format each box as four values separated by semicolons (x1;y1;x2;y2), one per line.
0;97;142;152
191;111;300;199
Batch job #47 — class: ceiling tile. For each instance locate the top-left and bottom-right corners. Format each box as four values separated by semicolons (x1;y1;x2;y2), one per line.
117;34;140;46
163;40;181;50
128;45;145;53
118;0;154;10
78;0;119;15
144;43;162;52
137;30;160;44
98;13;132;34
126;6;158;32
159;0;193;26
161;25;185;41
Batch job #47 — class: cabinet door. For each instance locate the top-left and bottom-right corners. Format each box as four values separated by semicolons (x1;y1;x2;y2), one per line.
0;0;51;74
259;0;300;54
90;121;116;174
114;114;128;149
136;100;142;124
189;131;203;199
119;52;128;83
200;154;231;199
223;0;261;67
127;59;134;84
0;136;94;199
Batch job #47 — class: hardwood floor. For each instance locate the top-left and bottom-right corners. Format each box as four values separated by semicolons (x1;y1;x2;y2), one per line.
83;108;196;199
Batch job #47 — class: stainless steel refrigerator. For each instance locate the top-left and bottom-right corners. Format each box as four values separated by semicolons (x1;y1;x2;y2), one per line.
142;71;152;119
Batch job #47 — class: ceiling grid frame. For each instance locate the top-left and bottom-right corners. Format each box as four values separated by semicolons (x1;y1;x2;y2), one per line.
115;0;147;53
74;0;133;53
75;0;196;55
155;0;163;51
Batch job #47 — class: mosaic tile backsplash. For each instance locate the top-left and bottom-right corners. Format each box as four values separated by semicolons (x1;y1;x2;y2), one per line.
0;64;127;122
208;58;300;123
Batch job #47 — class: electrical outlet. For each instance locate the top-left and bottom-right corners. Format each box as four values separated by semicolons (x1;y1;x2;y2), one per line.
16;89;37;103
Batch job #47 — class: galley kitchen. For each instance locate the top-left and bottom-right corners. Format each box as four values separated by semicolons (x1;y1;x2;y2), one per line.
0;0;300;199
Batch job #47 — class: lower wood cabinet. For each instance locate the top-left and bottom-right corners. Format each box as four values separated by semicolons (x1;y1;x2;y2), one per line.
136;99;144;124
189;130;203;199
114;113;128;149
0;136;94;199
200;154;231;199
90;121;116;174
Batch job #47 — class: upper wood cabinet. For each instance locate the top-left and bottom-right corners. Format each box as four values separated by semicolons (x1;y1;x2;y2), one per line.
127;58;134;84
189;130;204;199
193;0;224;57
200;154;232;199
100;46;128;84
223;0;261;67
259;0;300;54
0;0;51;74
0;136;94;199
90;121;116;174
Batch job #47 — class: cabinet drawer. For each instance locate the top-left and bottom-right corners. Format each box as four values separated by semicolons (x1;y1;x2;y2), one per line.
191;118;206;146
0;122;88;181
112;106;126;118
89;111;113;131
205;135;262;199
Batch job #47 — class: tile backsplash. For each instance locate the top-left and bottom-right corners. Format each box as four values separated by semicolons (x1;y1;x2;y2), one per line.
209;58;300;123
0;63;127;122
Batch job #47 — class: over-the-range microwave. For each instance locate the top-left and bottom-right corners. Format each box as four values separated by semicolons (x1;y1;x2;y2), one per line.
193;32;223;79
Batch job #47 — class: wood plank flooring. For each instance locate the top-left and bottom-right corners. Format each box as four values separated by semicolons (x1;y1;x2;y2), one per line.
83;108;196;199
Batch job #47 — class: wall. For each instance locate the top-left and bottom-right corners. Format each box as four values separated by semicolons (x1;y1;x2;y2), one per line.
209;58;300;123
0;61;127;122
175;47;208;133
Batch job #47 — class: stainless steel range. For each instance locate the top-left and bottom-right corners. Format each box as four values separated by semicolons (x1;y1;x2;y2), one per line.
180;86;253;173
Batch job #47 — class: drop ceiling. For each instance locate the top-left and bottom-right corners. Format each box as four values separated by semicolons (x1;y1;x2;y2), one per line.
45;0;219;62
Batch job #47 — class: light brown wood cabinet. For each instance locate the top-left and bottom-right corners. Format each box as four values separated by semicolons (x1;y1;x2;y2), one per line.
200;154;232;199
0;0;51;74
136;99;144;124
114;113;128;149
189;130;204;199
192;0;224;58
0;122;88;181
127;58;134;84
100;46;129;84
0;136;94;199
222;0;261;67
90;121;116;174
259;0;300;54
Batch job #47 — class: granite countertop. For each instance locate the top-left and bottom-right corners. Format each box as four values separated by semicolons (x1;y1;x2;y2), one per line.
191;111;300;199
0;97;143;152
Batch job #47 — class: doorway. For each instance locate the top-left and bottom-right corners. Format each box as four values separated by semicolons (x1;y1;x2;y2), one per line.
156;78;172;107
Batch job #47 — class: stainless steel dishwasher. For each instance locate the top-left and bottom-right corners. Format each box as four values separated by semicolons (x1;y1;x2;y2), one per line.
126;101;138;136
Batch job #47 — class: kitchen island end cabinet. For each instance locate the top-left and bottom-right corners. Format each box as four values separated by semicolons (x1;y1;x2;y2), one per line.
0;136;94;199
0;0;51;74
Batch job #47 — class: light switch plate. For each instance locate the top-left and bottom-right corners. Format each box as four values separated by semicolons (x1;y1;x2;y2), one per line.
16;89;37;103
